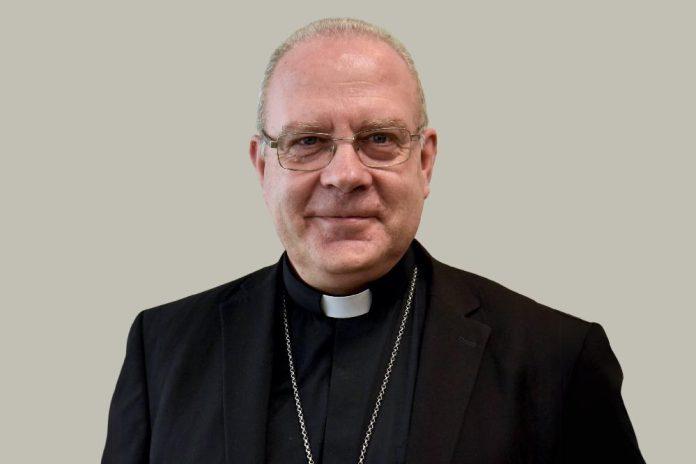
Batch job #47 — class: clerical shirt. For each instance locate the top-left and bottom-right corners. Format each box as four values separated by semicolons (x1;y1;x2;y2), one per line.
266;243;428;464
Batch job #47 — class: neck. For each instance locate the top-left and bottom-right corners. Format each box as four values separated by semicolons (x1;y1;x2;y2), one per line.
292;264;395;296
282;243;417;319
287;250;407;296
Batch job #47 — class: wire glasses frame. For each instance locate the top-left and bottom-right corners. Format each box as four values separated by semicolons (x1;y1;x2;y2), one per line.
260;127;423;171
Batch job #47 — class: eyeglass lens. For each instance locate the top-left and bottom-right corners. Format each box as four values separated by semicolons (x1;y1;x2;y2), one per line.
277;128;414;170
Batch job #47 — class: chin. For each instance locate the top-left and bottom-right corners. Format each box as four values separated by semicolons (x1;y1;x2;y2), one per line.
309;238;384;275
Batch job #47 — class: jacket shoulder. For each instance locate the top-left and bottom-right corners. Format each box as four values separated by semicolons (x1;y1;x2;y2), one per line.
431;258;593;349
435;258;587;319
137;262;277;331
432;258;602;391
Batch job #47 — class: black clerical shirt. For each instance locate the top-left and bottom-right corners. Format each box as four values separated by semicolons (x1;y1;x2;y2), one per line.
266;244;428;464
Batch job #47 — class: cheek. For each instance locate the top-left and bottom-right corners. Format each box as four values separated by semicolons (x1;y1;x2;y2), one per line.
263;173;314;226
261;170;288;221
377;176;424;228
391;165;426;202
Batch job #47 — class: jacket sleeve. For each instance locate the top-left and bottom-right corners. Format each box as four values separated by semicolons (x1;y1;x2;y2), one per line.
559;322;646;463
102;311;151;464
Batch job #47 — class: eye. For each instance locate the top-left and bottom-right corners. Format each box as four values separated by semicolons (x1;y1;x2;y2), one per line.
286;134;331;149
297;136;319;146
368;133;394;144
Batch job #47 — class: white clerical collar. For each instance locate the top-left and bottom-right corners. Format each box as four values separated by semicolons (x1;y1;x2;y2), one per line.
320;288;372;319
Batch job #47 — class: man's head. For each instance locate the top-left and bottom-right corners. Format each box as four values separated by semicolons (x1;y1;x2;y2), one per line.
249;18;437;295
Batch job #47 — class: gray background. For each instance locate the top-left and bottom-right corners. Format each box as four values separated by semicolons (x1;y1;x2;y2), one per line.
2;1;693;462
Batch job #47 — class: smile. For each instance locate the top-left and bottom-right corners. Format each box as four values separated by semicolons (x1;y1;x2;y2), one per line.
312;216;376;224
315;216;374;220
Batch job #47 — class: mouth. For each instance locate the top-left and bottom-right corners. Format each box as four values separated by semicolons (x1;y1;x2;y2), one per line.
309;215;377;226
308;210;378;218
314;215;374;221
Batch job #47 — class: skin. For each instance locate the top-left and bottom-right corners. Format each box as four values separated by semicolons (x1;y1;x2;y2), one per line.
249;34;437;295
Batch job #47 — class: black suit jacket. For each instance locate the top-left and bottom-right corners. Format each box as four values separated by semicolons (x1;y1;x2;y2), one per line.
102;242;645;463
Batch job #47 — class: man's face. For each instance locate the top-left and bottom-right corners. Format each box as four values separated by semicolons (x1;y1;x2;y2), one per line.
250;35;437;293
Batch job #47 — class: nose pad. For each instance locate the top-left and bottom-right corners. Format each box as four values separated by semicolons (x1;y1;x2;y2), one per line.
326;138;363;167
320;139;372;192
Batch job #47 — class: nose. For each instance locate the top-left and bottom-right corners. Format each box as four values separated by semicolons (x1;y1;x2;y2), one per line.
319;139;373;193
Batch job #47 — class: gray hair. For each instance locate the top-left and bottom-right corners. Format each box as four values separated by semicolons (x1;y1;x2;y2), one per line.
256;18;429;132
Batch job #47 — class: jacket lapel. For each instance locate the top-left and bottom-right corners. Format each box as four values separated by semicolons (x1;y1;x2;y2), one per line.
406;254;491;464
217;247;490;464
219;262;280;464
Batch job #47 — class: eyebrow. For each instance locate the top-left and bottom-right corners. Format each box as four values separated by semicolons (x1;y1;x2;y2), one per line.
279;121;333;136
357;118;411;131
277;118;413;137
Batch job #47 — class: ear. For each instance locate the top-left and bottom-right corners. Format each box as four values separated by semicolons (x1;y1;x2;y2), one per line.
418;128;437;198
249;135;267;184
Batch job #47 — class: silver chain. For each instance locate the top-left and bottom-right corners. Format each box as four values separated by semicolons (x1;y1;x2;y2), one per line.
281;266;418;464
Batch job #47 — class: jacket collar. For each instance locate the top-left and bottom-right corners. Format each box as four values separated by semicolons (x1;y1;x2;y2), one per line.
218;240;491;464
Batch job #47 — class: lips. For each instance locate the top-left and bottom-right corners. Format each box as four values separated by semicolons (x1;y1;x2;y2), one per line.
306;208;380;226
309;215;377;227
307;213;377;238
310;214;377;223
316;215;374;219
312;218;374;237
308;210;379;219
313;215;375;221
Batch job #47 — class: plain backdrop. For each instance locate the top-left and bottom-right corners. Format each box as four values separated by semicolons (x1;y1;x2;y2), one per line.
1;1;693;462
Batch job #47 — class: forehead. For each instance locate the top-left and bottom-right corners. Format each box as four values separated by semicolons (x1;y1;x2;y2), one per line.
265;35;420;131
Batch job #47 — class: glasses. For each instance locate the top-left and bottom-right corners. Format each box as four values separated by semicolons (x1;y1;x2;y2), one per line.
260;127;422;171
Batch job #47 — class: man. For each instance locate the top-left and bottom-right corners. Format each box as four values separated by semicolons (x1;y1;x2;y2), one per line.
102;18;646;464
